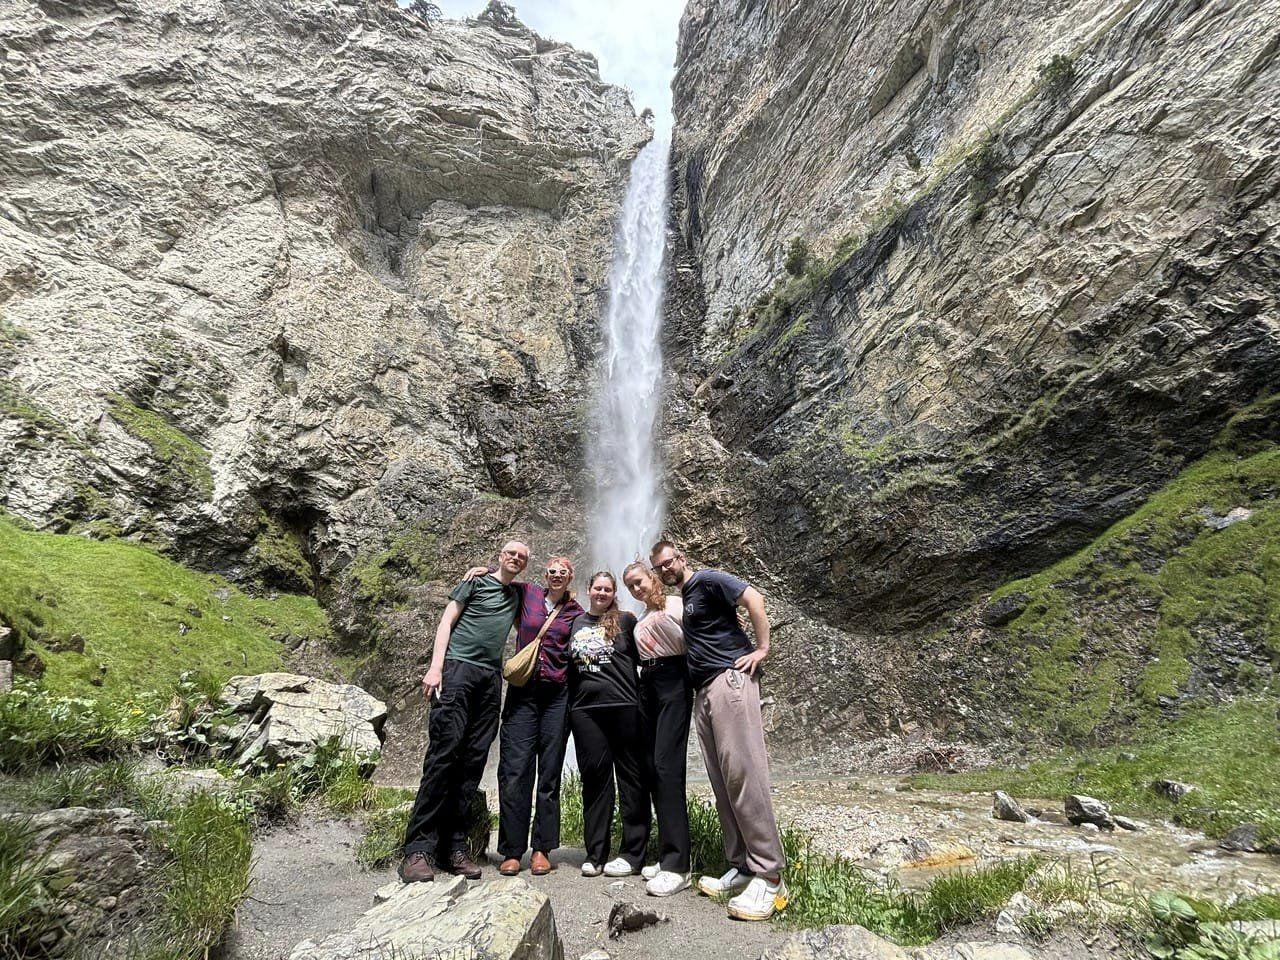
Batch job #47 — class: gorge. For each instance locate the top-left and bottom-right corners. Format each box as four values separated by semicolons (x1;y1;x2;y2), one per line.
2;0;1278;820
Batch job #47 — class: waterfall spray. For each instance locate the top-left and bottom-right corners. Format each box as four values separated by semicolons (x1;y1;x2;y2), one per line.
586;136;670;597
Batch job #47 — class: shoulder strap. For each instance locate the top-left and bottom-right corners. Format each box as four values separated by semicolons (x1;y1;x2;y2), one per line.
530;602;565;647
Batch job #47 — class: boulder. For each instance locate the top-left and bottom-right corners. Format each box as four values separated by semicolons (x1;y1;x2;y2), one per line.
1065;795;1116;831
7;807;154;954
290;876;562;960
217;673;387;768
1217;823;1280;853
992;791;1031;823
1113;815;1141;832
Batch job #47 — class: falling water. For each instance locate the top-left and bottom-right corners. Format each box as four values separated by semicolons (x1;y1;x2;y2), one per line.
585;136;670;597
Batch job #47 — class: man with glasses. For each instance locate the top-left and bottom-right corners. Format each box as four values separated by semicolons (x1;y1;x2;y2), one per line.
399;539;529;883
648;539;787;921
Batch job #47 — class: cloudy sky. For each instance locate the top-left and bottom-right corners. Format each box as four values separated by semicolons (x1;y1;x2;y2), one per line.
431;0;686;128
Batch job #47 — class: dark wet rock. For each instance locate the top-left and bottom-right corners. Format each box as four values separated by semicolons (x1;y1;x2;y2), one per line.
980;594;1030;628
1065;795;1116;831
1114;815;1141;832
1153;779;1197;801
1218;824;1280;853
992;791;1031;823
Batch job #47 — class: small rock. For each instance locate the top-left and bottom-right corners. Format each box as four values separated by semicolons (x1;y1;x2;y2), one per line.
1080;822;1100;833
1114;815;1141;832
580;951;612;960
1220;824;1262;852
1152;779;1196;801
0;659;12;693
992;791;1030;823
1065;795;1116;830
994;891;1034;935
607;901;665;939
1202;506;1252;530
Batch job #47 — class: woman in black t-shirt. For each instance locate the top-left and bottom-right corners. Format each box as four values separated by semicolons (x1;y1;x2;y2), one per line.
568;571;652;877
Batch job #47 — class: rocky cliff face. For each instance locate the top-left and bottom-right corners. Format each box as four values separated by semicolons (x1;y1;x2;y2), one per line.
668;0;1280;745
0;0;647;748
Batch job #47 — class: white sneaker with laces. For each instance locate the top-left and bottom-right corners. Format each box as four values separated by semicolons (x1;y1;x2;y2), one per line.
645;870;690;897
581;861;603;877
641;864;660;880
697;867;752;897
602;857;636;877
727;876;788;921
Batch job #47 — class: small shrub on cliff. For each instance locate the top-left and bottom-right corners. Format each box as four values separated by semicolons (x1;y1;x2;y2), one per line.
1038;54;1076;95
783;237;813;277
964;138;1004;185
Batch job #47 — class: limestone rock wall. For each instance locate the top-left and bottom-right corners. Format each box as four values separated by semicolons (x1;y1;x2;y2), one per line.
0;0;648;710
667;0;1280;741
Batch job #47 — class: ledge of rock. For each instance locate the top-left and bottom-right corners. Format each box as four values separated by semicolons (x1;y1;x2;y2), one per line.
218;673;388;767
290;876;562;960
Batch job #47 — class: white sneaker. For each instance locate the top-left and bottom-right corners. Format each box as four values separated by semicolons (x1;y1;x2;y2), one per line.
646;870;690;897
581;861;602;877
641;863;660;880
602;857;636;877
697;867;752;897
727;877;788;921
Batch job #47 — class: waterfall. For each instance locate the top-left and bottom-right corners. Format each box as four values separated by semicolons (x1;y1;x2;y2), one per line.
585;135;671;599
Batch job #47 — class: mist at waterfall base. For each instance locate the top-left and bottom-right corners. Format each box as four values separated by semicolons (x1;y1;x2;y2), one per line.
585;136;670;611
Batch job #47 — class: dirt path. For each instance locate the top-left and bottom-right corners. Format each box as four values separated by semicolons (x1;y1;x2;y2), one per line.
226;817;789;960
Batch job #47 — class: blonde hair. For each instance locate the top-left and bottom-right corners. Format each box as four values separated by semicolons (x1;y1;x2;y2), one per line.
622;561;666;612
589;570;621;640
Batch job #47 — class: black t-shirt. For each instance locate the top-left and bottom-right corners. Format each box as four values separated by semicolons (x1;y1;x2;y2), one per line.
681;569;753;688
567;611;639;710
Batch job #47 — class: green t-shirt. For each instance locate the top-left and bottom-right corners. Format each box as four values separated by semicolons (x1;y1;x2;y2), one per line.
445;574;518;672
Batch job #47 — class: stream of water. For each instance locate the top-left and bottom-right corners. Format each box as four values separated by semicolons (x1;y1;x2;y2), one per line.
585;136;671;597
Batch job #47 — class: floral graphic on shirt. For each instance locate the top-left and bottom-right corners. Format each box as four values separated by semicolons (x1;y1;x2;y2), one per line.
570;624;613;674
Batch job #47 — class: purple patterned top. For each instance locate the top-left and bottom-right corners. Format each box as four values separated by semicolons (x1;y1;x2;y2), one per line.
513;581;584;684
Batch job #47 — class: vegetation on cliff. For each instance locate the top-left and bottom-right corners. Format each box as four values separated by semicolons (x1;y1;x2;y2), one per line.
0;513;331;701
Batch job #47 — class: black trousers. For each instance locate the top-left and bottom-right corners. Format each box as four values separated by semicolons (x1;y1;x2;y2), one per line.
403;659;501;860
497;678;570;858
639;657;693;872
571;704;651;868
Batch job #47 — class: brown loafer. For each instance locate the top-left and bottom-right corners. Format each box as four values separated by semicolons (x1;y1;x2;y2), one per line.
530;851;552;875
397;851;435;883
448;849;483;880
499;857;521;876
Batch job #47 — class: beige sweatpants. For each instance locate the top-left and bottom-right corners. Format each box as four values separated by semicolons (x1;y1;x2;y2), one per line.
694;667;786;878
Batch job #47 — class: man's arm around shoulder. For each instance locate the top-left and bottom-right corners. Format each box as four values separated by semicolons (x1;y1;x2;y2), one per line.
733;585;770;676
422;599;464;699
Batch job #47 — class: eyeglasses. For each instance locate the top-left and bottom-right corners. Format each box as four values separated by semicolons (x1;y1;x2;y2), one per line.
545;569;570;577
653;556;680;572
500;550;528;562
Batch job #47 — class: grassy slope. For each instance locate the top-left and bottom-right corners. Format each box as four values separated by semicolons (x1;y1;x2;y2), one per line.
0;514;330;700
979;409;1280;742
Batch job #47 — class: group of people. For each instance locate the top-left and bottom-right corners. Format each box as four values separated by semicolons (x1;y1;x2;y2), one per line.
397;538;789;922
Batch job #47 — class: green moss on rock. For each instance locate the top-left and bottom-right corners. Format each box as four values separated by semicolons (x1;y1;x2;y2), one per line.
108;396;213;499
0;513;331;702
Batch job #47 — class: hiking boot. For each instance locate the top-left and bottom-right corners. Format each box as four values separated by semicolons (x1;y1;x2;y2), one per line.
397;851;435;883
447;849;483;880
697;866;751;897
727;877;788;921
603;857;637;877
499;857;521;876
530;851;552;875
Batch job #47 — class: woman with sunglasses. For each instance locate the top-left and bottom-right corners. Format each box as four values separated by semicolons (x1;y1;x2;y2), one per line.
465;555;583;876
622;561;692;896
568;570;651;878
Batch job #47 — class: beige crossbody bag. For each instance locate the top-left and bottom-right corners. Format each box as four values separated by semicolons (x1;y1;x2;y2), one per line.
502;602;564;687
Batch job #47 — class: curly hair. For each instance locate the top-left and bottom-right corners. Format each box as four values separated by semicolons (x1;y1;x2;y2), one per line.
622;561;666;612
588;570;622;641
